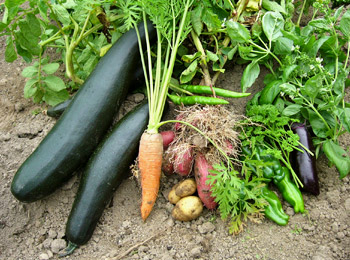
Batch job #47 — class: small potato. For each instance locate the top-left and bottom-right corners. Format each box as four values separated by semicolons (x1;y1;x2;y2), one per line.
175;178;197;198
172;196;203;222
168;183;181;204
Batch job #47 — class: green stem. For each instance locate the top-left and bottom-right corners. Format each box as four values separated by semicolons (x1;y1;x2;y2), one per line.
344;40;350;71
297;0;307;27
153;0;193;131
191;30;212;87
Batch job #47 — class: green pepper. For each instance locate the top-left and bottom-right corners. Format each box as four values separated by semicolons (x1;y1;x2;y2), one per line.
179;85;251;98
242;146;305;213
167;94;229;105
273;167;305;213
261;186;289;226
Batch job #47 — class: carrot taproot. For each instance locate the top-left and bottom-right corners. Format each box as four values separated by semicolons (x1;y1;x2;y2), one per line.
139;132;164;221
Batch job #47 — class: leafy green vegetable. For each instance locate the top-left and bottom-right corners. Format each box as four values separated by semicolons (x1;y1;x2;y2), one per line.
1;0;129;105
208;163;266;234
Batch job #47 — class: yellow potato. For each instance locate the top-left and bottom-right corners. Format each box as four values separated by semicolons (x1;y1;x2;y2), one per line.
171;196;203;222
168;183;181;204
175;178;197;198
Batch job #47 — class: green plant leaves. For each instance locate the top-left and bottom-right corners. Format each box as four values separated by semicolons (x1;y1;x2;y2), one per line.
5;37;17;62
226;20;251;44
323;140;350;179
300;75;322;100
52;4;71;27
42;63;60;75
44;75;66;92
180;59;198;84
282;104;302;116
191;5;203;35
24;79;38;98
340;108;350;133
262;11;284;42
339;10;350;39
22;66;38;78
241;61;260;92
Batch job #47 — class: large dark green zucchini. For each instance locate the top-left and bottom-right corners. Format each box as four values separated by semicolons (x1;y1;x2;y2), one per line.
47;65;146;118
11;22;155;202
64;101;149;252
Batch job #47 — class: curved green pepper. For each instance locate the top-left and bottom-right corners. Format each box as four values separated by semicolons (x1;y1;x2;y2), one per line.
261;186;289;226
273;167;305;213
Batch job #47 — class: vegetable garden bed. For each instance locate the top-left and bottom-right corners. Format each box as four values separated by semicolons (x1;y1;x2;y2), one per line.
0;1;350;259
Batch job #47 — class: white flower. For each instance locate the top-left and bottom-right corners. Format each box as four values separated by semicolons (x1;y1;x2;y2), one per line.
310;65;315;70
316;57;323;63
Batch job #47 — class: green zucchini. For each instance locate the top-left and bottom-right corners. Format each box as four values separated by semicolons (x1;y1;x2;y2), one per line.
62;101;149;254
11;22;155;202
46;65;145;118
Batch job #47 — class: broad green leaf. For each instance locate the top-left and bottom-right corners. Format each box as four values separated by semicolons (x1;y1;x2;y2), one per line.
43;89;70;106
262;0;286;14
44;75;66;92
23;78;38;98
333;6;344;21
182;52;201;63
15;29;41;55
340;10;350;39
260;80;282;104
15;41;32;63
52;4;71;26
222;46;237;60
27;13;41;37
22;66;38;78
334;71;347;95
309;19;330;31
4;0;25;9
226;20;251;44
340;108;350;133
180;59;198;84
323;140;350;179
5;37;17;62
202;8;221;30
38;0;49;23
42;63;60;74
301;75;322;100
83;56;98;74
282;104;302;116
274;37;293;55
280;83;296;96
206;50;219;62
308;35;330;57
241;61;260;92
309;110;329;138
0;22;7;31
262;12;284;42
191;5;203;36
282;65;298;82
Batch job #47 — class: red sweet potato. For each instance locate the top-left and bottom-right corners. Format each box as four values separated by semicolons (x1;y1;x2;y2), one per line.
194;153;217;210
173;146;194;176
162;152;174;175
160;131;175;149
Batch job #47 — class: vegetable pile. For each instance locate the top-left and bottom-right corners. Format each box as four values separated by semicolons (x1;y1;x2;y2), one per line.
2;0;350;256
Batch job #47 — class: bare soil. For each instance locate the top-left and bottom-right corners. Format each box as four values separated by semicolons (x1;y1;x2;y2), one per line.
0;29;350;260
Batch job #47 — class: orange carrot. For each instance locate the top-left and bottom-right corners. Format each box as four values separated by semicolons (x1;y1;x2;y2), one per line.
139;132;164;221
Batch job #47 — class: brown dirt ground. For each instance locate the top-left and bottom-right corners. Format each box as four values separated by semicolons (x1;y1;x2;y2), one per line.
0;18;350;260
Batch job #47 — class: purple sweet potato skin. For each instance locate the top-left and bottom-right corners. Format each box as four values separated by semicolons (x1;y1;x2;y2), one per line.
194;153;217;209
174;147;194;176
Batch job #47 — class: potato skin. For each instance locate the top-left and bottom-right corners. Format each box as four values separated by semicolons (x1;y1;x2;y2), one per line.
168;183;181;204
175;178;197;198
171;196;203;222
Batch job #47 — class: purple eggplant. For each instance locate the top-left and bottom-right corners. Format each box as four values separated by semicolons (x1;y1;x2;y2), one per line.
291;122;320;195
